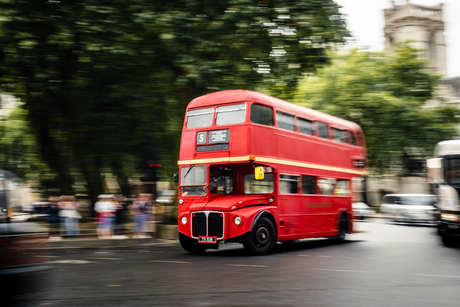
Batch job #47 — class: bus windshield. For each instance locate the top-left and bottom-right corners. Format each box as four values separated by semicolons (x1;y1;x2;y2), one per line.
180;166;207;196
444;158;460;185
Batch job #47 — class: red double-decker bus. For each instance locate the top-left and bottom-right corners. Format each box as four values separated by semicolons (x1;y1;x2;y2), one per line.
176;90;367;254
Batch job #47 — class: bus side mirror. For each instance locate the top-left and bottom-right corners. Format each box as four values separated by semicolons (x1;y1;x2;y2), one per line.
173;173;179;183
255;166;264;180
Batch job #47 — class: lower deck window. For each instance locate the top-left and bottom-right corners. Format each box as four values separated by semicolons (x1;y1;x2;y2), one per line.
334;179;349;196
301;175;316;194
279;175;299;194
244;174;274;194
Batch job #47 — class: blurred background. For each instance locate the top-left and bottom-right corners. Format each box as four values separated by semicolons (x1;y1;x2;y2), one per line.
0;0;458;218
1;0;460;305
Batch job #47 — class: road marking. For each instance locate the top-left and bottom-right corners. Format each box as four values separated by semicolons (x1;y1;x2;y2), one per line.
149;260;191;264
416;274;460;279
226;264;269;268
92;257;123;261
34;255;60;258
312;268;363;273
297;255;310;257
318;255;332;258
52;260;96;264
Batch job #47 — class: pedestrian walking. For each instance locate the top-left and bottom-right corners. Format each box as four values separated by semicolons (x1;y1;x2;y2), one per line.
44;196;61;239
129;194;151;238
113;196;129;239
94;194;117;239
58;195;81;237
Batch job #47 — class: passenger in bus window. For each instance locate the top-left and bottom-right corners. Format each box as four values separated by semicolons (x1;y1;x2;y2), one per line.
318;178;335;195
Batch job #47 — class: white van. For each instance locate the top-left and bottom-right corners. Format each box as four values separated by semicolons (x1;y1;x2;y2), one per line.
380;194;437;223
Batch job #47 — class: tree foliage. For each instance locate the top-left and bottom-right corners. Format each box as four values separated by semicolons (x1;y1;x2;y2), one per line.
295;45;459;173
0;0;349;201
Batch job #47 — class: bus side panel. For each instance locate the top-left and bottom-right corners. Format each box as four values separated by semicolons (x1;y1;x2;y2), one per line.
179;130;197;161
229;125;250;156
277;194;310;238
249;125;279;158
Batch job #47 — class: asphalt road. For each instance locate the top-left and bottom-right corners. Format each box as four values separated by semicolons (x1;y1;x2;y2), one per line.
35;219;460;306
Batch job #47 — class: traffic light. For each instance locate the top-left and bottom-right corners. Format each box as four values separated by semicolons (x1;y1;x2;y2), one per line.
140;162;161;182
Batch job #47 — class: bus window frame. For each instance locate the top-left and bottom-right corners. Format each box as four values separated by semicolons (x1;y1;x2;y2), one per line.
180;165;208;197
297;117;315;136
186;107;215;129
276;110;296;132
250;103;275;127
215;103;247;126
279;174;300;194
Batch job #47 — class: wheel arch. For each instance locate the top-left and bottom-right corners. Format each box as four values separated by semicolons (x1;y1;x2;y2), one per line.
251;210;277;234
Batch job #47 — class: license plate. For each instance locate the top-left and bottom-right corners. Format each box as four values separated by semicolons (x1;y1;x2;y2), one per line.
198;236;217;243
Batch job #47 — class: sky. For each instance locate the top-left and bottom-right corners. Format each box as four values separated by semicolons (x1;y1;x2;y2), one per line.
334;0;460;77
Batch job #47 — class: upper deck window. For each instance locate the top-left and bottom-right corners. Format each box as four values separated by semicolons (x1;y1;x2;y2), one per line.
250;104;274;126
317;122;329;139
334;128;343;143
276;111;295;132
186;108;214;129
216;103;246;125
298;118;313;136
343;130;357;145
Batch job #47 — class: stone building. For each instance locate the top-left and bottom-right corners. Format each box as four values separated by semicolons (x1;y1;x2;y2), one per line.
367;1;458;206
383;0;446;75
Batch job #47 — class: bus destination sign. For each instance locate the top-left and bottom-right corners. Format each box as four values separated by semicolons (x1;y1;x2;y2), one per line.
209;129;230;144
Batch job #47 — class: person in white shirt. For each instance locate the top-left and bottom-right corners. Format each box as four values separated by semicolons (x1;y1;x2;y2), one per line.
94;194;117;239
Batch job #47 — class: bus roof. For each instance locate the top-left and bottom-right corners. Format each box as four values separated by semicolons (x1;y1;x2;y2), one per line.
189;90;361;132
435;139;460;157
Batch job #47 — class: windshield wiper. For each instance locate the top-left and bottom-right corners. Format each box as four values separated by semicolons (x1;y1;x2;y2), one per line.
183;164;194;179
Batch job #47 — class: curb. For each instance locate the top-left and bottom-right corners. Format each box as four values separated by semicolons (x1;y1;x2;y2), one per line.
48;237;180;250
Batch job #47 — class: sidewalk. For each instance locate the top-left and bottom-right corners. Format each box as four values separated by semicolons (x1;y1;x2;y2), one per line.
41;219;180;249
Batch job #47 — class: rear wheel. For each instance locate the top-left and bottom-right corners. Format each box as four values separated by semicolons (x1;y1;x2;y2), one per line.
330;213;348;243
179;233;209;254
441;234;459;247
243;217;276;255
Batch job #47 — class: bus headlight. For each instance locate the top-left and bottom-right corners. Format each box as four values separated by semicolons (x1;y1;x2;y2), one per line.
181;216;188;225
179;199;184;205
234;216;242;226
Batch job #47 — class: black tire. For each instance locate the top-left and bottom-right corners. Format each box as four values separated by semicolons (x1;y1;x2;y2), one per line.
179;233;209;254
330;213;348;243
243;217;276;255
441;234;459;247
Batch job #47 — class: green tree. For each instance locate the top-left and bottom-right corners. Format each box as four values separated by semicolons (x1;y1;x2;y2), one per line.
295;45;459;173
0;0;349;203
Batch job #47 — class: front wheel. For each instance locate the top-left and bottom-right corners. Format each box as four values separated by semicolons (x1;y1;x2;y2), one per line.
179;233;209;254
243;217;276;255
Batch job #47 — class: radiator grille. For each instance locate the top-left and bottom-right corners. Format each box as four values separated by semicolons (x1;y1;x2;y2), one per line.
192;212;224;238
192;213;207;237
208;213;224;237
